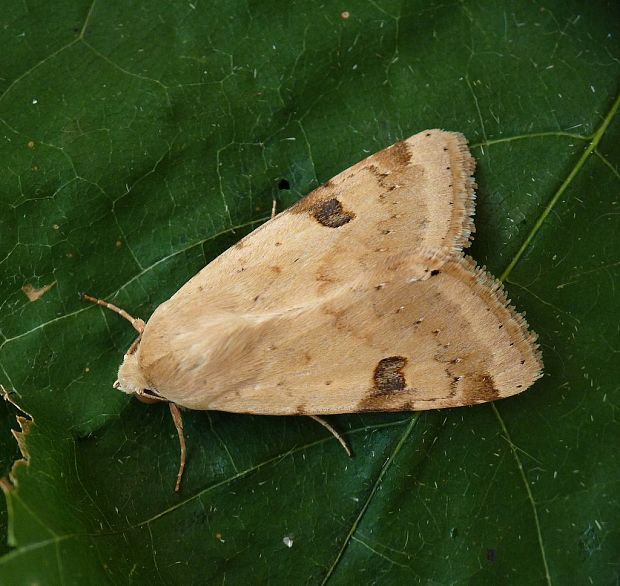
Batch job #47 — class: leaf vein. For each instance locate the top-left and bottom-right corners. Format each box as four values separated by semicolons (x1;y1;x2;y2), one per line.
499;93;620;282
492;404;552;585
320;415;420;585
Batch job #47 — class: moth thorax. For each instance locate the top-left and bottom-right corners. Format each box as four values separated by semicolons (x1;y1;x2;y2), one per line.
117;352;150;396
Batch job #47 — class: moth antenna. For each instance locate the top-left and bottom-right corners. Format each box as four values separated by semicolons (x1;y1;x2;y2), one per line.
309;415;352;457
169;402;187;492
81;294;145;334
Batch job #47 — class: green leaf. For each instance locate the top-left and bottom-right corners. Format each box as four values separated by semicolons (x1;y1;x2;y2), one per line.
1;1;618;584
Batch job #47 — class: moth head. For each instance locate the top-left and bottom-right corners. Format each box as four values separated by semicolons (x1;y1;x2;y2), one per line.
80;295;165;405
115;343;162;404
115;351;149;396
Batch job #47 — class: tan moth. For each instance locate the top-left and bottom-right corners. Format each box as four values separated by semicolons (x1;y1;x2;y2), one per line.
85;129;543;491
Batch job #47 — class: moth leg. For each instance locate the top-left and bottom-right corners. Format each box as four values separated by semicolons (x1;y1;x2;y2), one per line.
309;415;352;457
271;198;277;219
169;402;187;492
81;294;145;334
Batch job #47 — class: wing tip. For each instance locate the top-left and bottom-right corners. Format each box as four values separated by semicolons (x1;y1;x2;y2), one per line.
404;130;478;254
445;131;477;252
448;254;544;384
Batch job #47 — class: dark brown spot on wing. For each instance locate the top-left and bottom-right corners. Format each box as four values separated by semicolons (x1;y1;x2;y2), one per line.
373;356;408;393
311;197;355;228
461;373;500;402
290;180;355;228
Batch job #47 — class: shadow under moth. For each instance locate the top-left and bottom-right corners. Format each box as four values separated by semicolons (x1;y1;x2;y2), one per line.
84;129;543;491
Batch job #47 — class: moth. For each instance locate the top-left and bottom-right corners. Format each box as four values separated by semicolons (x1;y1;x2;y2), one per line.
85;129;543;491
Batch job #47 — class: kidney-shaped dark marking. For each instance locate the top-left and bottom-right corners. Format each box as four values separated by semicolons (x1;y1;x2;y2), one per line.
311;198;355;228
373;356;408;393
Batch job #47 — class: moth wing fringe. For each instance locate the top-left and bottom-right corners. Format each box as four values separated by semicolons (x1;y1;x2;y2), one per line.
452;254;543;379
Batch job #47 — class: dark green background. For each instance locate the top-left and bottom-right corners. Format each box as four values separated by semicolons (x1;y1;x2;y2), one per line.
0;1;618;584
